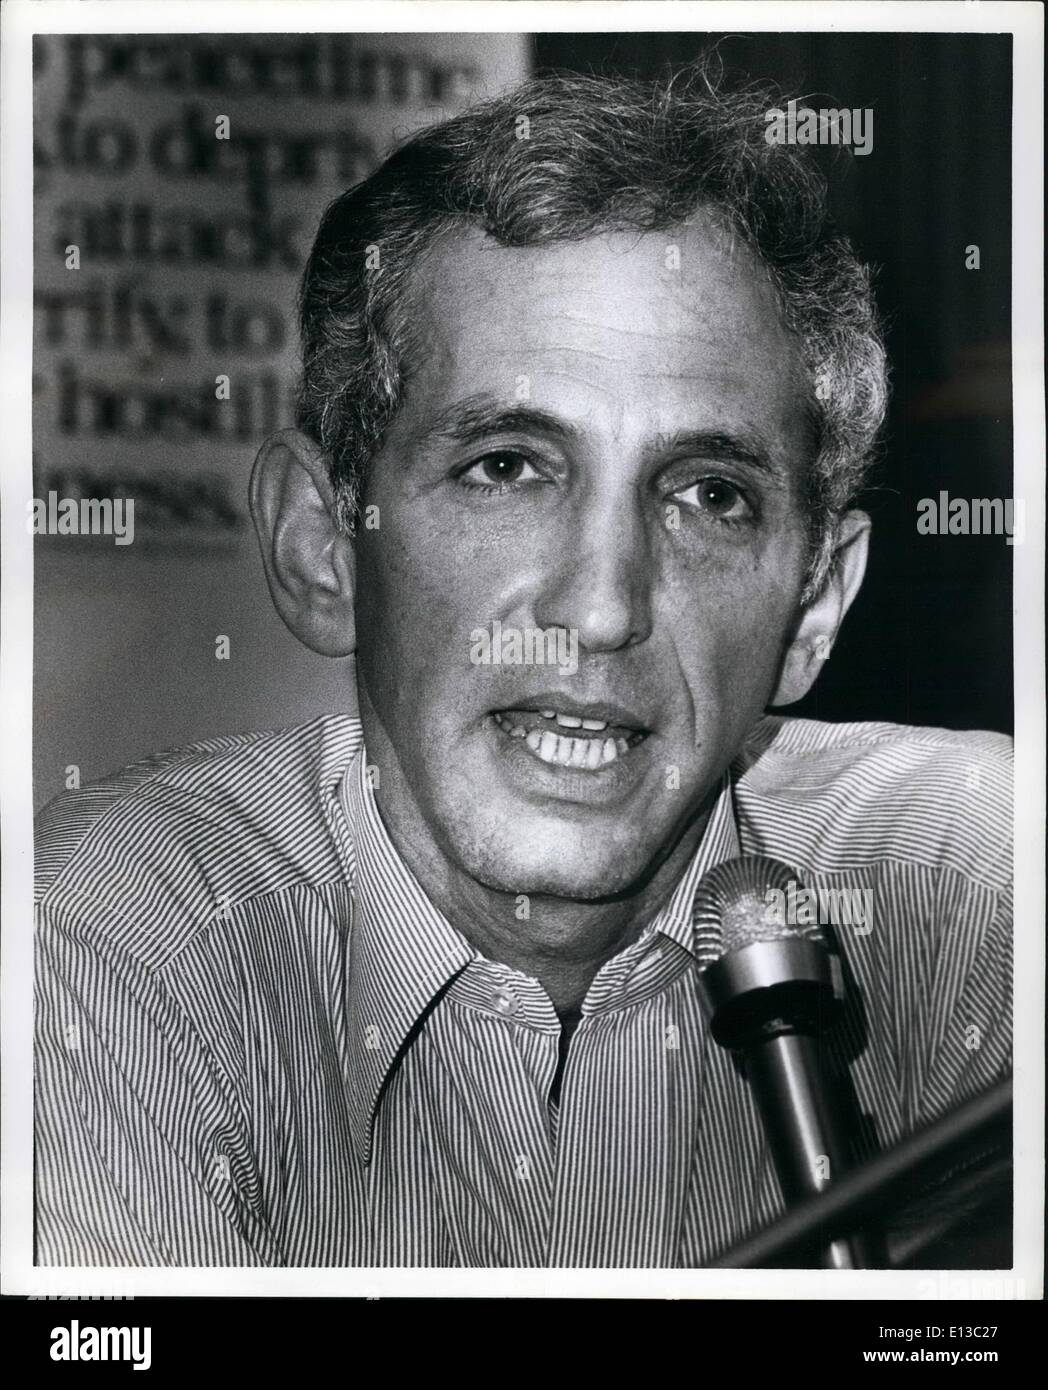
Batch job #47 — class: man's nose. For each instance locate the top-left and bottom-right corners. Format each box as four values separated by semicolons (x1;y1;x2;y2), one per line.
532;499;654;654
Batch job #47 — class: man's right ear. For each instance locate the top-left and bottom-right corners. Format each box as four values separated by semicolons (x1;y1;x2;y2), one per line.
249;428;356;657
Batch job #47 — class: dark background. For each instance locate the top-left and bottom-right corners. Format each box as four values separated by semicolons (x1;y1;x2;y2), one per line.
535;32;1014;734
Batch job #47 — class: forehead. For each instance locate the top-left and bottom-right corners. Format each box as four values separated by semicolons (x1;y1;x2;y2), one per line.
398;219;811;452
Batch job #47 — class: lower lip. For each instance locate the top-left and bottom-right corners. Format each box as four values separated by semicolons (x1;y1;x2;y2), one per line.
485;713;649;802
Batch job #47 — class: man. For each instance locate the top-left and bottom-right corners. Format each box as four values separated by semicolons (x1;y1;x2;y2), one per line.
35;62;1011;1267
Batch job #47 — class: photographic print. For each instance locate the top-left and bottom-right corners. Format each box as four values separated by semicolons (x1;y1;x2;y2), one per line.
1;0;1042;1346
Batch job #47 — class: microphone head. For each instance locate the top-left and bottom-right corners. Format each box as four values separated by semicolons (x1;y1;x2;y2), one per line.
692;854;830;971
692;856;844;1046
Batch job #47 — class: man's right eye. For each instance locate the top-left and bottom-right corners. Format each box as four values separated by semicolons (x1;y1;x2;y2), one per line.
456;451;544;492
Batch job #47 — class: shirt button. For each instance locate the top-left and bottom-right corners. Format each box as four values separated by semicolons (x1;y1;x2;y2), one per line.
490;988;519;1017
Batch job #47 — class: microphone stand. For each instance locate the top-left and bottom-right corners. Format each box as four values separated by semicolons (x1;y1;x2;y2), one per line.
707;1079;1012;1268
744;1030;866;1269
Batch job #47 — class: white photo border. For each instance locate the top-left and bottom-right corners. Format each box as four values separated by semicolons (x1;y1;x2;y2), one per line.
2;0;1043;1300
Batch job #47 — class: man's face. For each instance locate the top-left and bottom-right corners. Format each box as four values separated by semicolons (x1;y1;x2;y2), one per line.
353;219;813;900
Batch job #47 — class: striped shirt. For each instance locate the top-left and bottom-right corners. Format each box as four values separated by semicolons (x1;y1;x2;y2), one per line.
34;714;1012;1267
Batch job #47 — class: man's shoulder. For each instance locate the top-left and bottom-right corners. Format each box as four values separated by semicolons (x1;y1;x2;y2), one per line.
733;716;1012;892
35;715;363;967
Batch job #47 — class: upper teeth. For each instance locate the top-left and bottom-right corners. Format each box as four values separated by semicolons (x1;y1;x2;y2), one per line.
539;709;608;732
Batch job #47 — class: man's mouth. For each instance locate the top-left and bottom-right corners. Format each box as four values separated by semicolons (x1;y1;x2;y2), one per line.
490;701;649;771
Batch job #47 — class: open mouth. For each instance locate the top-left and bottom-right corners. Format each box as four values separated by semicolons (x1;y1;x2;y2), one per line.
491;703;649;771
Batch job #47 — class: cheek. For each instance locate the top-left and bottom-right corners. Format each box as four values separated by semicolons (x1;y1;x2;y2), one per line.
353;504;488;704
361;479;536;632
664;546;803;708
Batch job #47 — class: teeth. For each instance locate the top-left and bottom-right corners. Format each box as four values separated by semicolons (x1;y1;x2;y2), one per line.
494;714;528;738
519;727;624;771
546;711;610;732
508;709;612;732
496;710;642;771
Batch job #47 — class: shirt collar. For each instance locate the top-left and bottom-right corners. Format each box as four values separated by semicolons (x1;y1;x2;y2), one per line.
336;749;476;1164
643;773;741;956
333;746;741;1163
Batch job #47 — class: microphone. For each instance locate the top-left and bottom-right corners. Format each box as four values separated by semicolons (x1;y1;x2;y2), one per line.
693;855;866;1268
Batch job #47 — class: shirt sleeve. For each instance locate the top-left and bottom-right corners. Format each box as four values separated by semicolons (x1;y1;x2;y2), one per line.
917;875;1013;1120
35;895;280;1266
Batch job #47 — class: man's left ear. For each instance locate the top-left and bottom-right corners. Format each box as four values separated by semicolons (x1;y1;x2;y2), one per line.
770;509;871;707
249;427;356;657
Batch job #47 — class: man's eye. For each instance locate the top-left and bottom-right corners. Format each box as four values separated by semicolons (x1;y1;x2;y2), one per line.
673;476;754;522
458;451;543;491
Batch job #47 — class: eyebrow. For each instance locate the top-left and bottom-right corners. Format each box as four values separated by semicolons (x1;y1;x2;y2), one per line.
649;429;787;484
417;396;580;452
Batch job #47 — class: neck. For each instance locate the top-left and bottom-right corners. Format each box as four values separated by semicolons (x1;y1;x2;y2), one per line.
367;771;712;1022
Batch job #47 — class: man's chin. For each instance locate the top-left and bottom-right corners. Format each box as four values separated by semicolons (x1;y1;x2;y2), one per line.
462;848;652;903
444;802;670;902
419;722;703;900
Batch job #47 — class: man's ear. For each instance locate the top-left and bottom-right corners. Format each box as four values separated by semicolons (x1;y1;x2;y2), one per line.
770;510;871;707
249;428;356;657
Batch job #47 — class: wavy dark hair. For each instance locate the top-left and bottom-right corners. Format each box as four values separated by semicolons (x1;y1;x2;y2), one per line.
297;56;888;599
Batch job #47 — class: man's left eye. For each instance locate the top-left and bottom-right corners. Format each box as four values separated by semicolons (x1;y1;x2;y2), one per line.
673;476;754;521
459;451;543;490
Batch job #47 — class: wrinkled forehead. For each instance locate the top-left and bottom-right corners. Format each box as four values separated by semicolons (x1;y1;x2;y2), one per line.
397;219;813;457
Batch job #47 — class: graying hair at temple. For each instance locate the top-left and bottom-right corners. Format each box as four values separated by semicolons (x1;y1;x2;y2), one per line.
296;55;889;600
